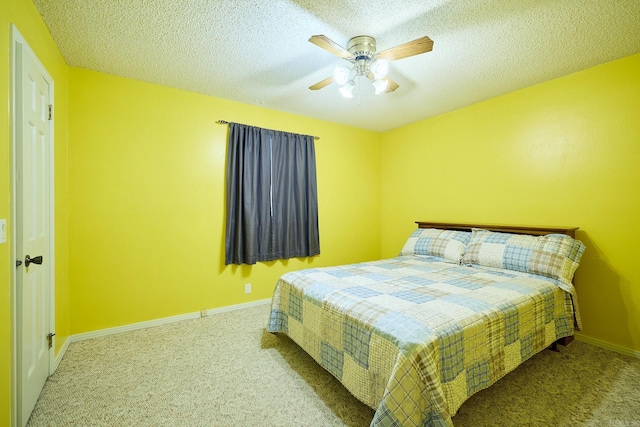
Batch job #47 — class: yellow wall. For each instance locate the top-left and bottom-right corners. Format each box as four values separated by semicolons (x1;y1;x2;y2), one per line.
1;0;70;422
2;1;638;421
68;67;381;333
381;53;640;352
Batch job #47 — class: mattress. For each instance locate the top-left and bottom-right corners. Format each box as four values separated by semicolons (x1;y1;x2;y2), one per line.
267;255;577;426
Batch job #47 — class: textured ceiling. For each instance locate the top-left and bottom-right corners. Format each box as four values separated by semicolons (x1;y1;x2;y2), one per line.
33;0;640;132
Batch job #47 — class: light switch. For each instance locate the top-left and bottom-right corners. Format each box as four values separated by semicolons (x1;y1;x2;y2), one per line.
0;219;5;244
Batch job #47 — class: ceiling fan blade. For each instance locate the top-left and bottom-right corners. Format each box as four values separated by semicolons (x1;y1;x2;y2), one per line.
309;76;334;90
309;35;354;60
377;36;434;62
385;77;399;93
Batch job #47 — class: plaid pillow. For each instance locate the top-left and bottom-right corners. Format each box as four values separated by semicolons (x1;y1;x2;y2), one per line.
400;228;471;263
461;228;586;285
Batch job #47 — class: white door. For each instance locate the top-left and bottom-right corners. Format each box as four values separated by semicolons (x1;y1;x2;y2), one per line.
14;28;54;427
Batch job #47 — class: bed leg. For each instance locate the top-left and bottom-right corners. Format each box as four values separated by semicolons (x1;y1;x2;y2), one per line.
558;335;574;346
550;335;574;352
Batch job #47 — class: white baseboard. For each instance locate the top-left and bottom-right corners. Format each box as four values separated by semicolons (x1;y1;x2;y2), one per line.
53;337;70;373
52;301;637;371
203;298;272;317
54;298;272;364
575;333;640;359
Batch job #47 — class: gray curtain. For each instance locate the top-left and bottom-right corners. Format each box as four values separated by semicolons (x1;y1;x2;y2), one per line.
225;123;320;265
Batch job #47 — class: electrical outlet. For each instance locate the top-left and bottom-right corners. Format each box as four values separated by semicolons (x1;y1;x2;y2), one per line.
200;309;207;317
245;283;251;294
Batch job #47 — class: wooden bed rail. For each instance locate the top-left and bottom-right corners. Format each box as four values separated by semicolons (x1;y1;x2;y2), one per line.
416;221;579;239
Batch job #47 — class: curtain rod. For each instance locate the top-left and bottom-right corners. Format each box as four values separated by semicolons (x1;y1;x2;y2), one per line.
216;120;319;140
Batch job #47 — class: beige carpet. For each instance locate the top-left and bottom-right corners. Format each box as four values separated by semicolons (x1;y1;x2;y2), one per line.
27;303;640;426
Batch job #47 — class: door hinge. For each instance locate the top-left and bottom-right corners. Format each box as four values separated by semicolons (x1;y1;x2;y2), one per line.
48;104;53;121
46;332;56;349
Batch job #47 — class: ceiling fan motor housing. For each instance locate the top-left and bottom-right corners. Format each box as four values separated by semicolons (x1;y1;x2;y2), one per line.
347;35;378;77
347;35;377;61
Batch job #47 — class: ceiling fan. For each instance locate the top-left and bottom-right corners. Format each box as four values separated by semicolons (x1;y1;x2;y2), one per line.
308;34;434;97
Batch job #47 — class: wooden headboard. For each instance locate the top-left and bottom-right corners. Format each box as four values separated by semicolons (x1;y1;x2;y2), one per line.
416;221;579;238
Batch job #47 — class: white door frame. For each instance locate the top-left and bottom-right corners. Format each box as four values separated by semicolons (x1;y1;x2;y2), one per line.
10;25;56;427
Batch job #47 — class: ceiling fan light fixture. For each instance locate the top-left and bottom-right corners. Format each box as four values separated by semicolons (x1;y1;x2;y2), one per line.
333;66;349;86
308;34;433;96
339;81;355;98
371;59;389;80
373;79;388;95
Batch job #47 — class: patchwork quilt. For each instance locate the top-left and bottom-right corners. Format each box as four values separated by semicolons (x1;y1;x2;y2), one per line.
267;256;578;427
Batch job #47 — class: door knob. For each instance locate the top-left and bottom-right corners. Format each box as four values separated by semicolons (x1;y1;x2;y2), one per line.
25;255;43;267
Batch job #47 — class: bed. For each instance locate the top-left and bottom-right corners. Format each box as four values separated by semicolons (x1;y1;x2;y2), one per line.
267;221;585;426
